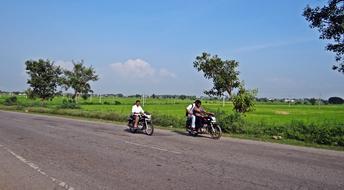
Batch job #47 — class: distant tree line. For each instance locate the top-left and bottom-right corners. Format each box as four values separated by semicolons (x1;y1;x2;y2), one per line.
2;88;343;105
256;97;344;105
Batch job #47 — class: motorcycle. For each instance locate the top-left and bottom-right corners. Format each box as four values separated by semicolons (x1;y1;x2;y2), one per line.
128;112;154;135
186;114;222;139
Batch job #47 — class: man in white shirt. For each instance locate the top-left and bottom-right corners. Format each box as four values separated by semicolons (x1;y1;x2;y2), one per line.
132;100;144;128
186;101;196;130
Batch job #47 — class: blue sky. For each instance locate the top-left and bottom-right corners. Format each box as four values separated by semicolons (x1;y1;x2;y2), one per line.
0;0;343;98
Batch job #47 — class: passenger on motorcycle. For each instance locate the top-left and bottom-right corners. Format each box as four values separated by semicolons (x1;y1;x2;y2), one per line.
193;100;213;130
186;101;196;130
132;100;144;128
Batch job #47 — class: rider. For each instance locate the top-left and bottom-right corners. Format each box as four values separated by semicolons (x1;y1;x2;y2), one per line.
186;101;196;130
193;100;213;130
132;100;144;128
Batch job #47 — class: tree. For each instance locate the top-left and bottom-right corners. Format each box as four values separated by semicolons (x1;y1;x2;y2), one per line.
63;60;99;100
193;52;240;97
25;59;62;101
193;52;257;113
328;96;344;104
303;0;344;73
179;95;187;100
309;98;317;105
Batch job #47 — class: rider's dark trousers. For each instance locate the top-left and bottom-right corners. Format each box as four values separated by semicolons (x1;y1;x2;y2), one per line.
195;116;202;130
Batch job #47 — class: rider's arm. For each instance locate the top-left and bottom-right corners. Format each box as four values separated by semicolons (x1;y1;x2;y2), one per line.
200;107;213;115
139;106;144;114
193;106;202;116
205;111;214;115
186;105;193;115
131;105;136;114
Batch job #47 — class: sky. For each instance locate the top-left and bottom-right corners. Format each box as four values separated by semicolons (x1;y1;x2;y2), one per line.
0;0;343;98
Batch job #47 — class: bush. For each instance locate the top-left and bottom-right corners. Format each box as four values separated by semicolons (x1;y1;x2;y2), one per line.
214;110;344;146
258;120;344;146
216;111;246;133
58;99;80;109
3;96;17;106
114;101;121;105
151;113;184;128
232;85;257;114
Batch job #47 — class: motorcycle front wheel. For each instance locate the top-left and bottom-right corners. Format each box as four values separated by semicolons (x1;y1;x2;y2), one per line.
209;124;222;139
144;123;154;136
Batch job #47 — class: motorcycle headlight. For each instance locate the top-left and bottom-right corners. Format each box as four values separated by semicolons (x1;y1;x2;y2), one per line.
211;116;216;122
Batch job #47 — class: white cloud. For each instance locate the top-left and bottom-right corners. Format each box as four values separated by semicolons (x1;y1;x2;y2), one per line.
55;60;74;70
158;68;176;78
233;39;314;53
110;59;175;79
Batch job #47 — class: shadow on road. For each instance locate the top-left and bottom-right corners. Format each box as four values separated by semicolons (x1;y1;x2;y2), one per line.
172;130;212;139
123;128;143;134
123;128;174;136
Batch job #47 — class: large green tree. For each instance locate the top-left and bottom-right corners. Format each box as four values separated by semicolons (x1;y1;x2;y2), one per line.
193;52;240;97
63;61;99;100
193;52;257;114
25;59;62;101
303;0;344;73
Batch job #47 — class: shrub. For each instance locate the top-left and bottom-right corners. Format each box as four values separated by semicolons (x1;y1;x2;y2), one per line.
216;111;246;133
58;99;80;109
232;85;257;114
3;96;17;106
151;113;184;128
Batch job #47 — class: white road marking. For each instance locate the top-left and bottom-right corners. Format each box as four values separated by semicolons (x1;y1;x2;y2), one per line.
124;140;182;154
0;144;75;190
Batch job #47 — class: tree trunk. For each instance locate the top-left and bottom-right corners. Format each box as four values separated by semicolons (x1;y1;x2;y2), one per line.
72;91;78;101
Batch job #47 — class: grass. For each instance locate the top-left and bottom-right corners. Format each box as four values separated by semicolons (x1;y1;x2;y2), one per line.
1;95;344;126
1;95;344;124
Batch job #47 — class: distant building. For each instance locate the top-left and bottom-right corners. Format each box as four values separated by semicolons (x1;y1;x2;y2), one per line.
284;99;295;103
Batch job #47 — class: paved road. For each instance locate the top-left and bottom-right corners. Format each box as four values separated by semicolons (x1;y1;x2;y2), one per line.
0;110;343;190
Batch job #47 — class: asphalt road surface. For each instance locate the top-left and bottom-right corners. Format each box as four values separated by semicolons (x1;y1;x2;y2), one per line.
0;110;343;190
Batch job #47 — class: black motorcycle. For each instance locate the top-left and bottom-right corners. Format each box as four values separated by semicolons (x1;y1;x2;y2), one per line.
128;112;154;135
186;114;222;139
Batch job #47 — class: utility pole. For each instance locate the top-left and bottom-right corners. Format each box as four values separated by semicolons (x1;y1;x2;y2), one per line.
318;93;322;109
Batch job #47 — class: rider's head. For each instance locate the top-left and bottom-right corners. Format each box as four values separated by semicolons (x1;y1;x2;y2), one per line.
135;100;141;106
195;99;202;107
